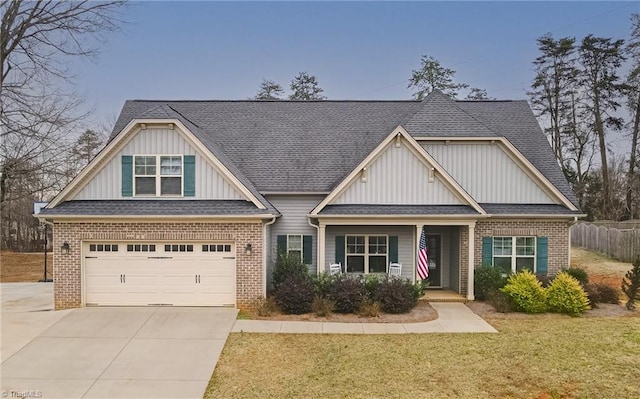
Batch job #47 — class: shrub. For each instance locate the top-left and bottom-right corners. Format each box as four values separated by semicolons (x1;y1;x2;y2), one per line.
486;289;513;313
378;277;419;314
363;274;384;301
311;295;335;317
252;296;277;317
562;267;589;285
328;275;366;313
358;300;381;317
500;270;547;313
546;272;590;316
313;272;336;298
585;282;620;306
622;256;640;310
474;266;508;300
274;274;314;314
536;274;553;288
272;252;309;292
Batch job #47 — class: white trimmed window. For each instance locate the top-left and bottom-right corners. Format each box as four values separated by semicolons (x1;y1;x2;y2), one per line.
493;237;536;274
346;235;387;273
287;235;303;262
134;155;183;196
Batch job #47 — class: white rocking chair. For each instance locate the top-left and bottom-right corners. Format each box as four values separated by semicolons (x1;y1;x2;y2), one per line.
329;262;342;275
388;262;402;277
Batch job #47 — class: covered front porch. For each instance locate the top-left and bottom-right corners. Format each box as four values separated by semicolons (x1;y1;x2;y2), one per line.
314;218;478;300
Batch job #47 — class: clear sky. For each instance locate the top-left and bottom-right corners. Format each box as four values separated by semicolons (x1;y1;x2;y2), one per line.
72;1;640;133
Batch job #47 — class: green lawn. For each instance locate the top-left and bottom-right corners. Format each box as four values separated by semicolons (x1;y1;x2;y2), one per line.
205;317;640;399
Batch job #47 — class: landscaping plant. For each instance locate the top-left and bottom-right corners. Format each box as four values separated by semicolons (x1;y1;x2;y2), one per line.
546;272;590;316
252;296;278;317
584;282;620;307
377;277;419;314
500;270;547;313
621;256;640;310
358;299;382;317
272;252;309;292
274;274;315;314
327;275;366;313
474;265;508;300
562;267;589;285
311;295;335;317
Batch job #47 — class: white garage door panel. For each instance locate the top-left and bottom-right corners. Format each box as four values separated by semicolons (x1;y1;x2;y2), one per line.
84;243;236;306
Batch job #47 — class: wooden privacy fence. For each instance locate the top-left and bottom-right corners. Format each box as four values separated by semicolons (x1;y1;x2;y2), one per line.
571;222;640;263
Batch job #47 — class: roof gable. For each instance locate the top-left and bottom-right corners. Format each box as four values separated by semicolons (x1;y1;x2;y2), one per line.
311;126;485;216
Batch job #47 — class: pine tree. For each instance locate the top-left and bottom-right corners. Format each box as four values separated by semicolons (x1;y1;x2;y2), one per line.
289;72;326;100
255;79;284;100
408;55;469;99
622;256;640;310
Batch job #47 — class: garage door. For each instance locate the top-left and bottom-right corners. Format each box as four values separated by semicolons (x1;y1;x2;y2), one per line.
84;242;235;306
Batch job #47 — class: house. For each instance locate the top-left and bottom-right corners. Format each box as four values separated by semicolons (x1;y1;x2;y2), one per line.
38;91;582;310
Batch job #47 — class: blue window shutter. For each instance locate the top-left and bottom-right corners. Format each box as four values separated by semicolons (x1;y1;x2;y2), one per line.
536;237;548;275
482;237;493;266
277;235;287;256
389;236;398;263
183;155;196;197
335;236;345;265
303;235;313;264
121;155;133;197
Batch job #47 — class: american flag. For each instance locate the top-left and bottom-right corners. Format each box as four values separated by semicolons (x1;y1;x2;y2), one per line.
417;227;429;280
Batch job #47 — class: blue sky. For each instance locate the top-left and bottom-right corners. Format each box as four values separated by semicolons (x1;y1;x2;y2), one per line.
73;1;640;131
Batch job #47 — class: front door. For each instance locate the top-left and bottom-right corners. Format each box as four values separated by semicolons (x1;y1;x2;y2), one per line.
425;235;441;287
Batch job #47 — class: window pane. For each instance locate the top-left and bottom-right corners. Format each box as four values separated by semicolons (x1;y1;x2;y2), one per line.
288;235;302;250
347;255;364;273
135;156;156;175
160;156;182;175
161;177;181;195
90;244;96;251
516;257;535;273
112;245;118;251
494;237;512;256
369;256;387;273
493;257;512;275
224;245;231;252
136;177;156;195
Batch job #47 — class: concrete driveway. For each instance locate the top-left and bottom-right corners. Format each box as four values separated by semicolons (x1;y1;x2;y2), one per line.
1;283;237;399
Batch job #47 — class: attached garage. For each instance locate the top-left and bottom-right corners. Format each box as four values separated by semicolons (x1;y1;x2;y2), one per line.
84;242;236;307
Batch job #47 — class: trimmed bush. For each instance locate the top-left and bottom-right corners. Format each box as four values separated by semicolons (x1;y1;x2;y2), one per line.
311;295;335;317
474;266;508;300
563;267;589;285
363;274;384;301
585;282;620;306
377;277;419;314
313;272;336;298
500;270;547;313
272;252;309;292
546;272;590;316
486;289;513;313
622;256;640;310
328;275;366;313
274;274;314;314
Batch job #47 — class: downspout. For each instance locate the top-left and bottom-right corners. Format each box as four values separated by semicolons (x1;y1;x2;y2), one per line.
263;217;277;297
308;217;321;276
568;216;579;264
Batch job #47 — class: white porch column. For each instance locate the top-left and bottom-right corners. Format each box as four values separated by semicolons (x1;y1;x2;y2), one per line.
467;223;476;300
317;224;326;276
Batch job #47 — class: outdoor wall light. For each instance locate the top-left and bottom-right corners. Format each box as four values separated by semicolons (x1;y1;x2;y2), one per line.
245;243;253;255
61;241;70;254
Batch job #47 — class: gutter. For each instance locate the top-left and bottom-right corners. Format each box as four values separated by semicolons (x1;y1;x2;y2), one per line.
307;217;321;276
263;217;277;297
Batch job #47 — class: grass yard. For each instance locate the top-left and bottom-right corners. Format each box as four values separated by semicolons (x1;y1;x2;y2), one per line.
0;251;53;282
206;317;640;399
570;247;632;287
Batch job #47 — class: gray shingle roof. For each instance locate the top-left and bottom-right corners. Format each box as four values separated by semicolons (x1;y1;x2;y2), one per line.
111;91;578;209
319;204;479;215
40;200;276;216
479;203;582;215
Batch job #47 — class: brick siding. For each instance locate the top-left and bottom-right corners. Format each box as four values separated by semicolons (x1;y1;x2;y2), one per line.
474;219;570;276
52;221;263;310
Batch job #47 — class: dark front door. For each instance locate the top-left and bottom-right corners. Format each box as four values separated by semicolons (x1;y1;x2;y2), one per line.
426;235;441;287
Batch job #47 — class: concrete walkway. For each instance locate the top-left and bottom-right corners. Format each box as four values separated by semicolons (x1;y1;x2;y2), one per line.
232;302;498;334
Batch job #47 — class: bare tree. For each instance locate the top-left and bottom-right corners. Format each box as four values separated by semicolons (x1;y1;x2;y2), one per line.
289;72;326;100
0;0;125;250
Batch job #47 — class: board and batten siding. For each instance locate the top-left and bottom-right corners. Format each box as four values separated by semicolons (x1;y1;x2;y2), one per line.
72;128;244;200
332;142;463;205
422;142;555;204
266;195;324;281
325;226;414;280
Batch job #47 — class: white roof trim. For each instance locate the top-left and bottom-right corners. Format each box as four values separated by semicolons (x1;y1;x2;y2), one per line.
310;126;486;216
36;214;275;221
48;119;266;210
416;136;578;211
